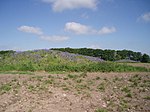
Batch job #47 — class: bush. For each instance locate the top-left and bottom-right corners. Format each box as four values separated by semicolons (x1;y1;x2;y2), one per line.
17;62;35;71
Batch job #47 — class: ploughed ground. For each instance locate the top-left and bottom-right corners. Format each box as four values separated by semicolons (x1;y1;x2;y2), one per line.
0;72;149;112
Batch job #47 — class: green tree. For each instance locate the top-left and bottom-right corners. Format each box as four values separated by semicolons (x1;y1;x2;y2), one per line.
141;54;150;63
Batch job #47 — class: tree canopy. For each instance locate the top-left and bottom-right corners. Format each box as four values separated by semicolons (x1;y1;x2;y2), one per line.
52;48;150;63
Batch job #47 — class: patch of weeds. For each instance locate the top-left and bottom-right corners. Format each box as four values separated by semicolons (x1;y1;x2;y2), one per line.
140;80;150;87
143;96;150;100
107;100;115;107
76;84;89;90
48;71;67;74
28;109;32;112
67;74;78;79
32;76;43;81
103;78;108;81
16;71;34;75
76;90;81;95
121;86;132;98
28;85;36;91
83;92;91;98
48;75;54;79
126;93;132;98
119;100;129;111
13;89;19;94
44;79;54;85
63;77;68;80
79;72;87;78
63;87;70;91
0;71;34;75
53;82;61;87
97;83;105;92
38;85;47;91
60;84;67;87
95;108;108;112
12;78;17;82
0;83;12;94
131;81;138;87
87;80;94;86
143;79;148;83
121;86;130;93
129;74;141;87
113;77;123;82
95;76;101;80
13;81;21;89
76;79;82;83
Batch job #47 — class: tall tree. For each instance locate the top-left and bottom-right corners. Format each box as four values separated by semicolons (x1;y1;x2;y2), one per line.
141;54;150;63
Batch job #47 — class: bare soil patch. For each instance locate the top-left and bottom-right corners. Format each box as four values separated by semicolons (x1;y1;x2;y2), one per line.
0;72;150;112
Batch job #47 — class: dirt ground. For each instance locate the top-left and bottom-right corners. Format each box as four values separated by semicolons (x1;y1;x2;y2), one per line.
0;72;150;112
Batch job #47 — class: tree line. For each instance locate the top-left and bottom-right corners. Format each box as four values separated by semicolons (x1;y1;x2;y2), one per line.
52;48;150;63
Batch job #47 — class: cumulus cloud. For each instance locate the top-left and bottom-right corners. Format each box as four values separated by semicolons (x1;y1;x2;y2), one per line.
98;26;116;35
18;25;69;42
65;22;116;35
65;22;95;34
18;26;43;35
40;35;69;42
88;44;101;49
42;0;97;12
140;12;150;22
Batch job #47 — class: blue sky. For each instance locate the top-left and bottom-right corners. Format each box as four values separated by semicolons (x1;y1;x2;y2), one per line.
0;0;150;54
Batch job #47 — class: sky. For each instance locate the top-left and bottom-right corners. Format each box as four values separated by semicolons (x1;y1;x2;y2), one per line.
0;0;150;54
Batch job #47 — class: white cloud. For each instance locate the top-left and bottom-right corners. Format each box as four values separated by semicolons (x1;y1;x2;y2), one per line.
65;22;94;34
18;26;43;35
98;26;116;35
42;0;97;12
18;25;69;42
40;35;69;42
88;44;101;49
140;12;150;22
65;22;116;35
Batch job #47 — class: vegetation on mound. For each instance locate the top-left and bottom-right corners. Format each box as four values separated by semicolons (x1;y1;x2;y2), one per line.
52;48;150;62
0;49;149;72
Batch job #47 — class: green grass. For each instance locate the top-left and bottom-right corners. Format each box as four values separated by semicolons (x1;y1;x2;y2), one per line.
95;108;108;112
97;83;105;92
0;83;12;94
121;86;131;93
0;71;34;75
143;96;150;100
0;50;149;72
28;85;35;92
67;74;78;79
44;79;54;85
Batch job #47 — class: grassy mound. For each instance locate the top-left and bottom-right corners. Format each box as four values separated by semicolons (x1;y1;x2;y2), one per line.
0;49;149;72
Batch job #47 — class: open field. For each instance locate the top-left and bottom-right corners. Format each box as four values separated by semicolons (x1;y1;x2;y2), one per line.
126;63;150;69
0;71;149;112
0;50;150;111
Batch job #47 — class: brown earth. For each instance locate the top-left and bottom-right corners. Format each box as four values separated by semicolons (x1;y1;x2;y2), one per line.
0;72;150;112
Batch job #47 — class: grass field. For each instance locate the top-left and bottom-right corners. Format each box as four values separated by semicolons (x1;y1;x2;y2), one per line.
0;50;149;72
